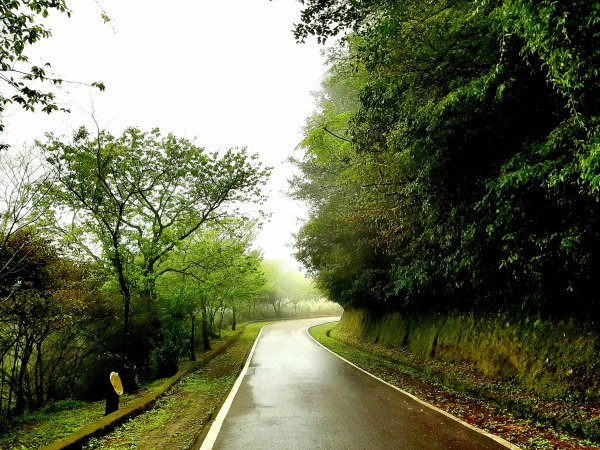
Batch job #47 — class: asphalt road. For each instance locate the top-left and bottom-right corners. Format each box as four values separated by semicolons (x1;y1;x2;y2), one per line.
204;317;511;450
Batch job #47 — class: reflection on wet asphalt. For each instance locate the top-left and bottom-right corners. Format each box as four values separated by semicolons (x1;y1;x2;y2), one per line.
211;317;507;450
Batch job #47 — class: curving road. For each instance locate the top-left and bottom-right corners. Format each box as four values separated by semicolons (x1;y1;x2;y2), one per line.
201;317;512;450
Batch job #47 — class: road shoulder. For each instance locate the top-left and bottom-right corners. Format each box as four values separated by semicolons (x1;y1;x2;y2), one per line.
309;321;599;450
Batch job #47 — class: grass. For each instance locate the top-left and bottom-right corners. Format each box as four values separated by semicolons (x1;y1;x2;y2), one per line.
309;321;600;450
83;321;269;450
0;375;185;450
0;400;105;450
0;323;267;450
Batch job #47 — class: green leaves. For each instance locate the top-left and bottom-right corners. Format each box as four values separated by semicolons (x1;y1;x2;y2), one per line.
43;127;269;270
90;81;105;91
40;126;269;343
292;0;600;318
0;0;71;131
508;0;599;116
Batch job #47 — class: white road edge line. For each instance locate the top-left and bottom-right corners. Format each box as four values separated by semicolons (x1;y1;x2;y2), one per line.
199;325;266;450
305;322;521;450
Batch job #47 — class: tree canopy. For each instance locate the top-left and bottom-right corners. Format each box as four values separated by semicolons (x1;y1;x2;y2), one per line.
292;0;600;319
0;126;272;416
25;126;270;386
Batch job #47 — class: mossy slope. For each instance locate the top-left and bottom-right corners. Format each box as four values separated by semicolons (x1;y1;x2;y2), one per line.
338;309;599;402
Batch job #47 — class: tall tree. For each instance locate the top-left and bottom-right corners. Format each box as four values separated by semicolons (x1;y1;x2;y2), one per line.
0;148;51;281
0;228;100;417
40;127;269;376
157;220;265;360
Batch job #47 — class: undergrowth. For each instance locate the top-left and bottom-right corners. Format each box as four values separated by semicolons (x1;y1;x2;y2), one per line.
0;324;264;450
83;322;268;450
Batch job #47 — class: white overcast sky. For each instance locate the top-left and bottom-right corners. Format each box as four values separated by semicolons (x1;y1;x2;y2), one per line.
3;0;328;267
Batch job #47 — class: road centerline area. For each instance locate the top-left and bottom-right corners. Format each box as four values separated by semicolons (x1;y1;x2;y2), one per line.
201;318;512;450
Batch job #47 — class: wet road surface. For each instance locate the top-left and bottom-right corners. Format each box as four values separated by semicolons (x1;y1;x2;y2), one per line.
205;317;510;450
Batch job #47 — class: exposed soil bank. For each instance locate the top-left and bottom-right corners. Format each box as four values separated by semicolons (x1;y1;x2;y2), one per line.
338;309;599;402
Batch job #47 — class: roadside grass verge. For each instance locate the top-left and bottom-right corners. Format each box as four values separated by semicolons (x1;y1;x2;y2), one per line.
82;322;268;450
309;322;599;450
0;327;250;450
0;378;172;450
0;400;105;450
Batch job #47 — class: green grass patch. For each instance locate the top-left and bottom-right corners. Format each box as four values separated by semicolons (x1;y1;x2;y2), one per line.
0;322;270;450
83;321;270;450
309;321;411;376
0;401;105;450
0;375;184;450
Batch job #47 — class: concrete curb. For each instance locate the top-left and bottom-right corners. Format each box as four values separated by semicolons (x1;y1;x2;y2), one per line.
43;329;244;450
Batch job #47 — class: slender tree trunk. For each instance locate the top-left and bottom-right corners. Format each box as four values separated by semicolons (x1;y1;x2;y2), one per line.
209;305;219;337
113;252;131;341
35;341;43;410
218;308;225;338
201;299;211;351
0;357;5;418
231;307;237;331
209;311;215;336
273;300;282;318
7;341;20;417
14;336;33;416
189;312;196;361
25;370;35;412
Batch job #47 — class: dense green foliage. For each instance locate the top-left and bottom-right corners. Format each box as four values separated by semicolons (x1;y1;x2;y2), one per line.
37;127;270;383
0;129;274;421
0;131;333;422
292;0;600;319
156;221;266;364
0;228;107;418
0;0;69;131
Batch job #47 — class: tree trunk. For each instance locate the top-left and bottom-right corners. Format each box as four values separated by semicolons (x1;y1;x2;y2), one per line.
218;308;225;338
7;340;20;417
113;251;131;342
25;370;34;412
34;341;43;410
273;300;282;319
189;312;196;361
201;299;211;351
0;358;5;418
209;305;220;338
14;336;33;416
231;307;237;331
